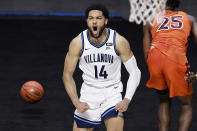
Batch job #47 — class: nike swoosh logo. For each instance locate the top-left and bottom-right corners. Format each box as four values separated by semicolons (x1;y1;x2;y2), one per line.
85;48;91;50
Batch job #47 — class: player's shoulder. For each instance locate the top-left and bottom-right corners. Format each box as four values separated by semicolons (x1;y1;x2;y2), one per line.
187;14;196;24
70;33;82;46
115;32;130;50
177;10;187;15
176;11;195;25
115;32;128;44
68;33;83;53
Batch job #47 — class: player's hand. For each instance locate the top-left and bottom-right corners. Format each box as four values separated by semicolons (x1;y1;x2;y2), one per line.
115;98;131;112
185;71;197;83
75;101;90;113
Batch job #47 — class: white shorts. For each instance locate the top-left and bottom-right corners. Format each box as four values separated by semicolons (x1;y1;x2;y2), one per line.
74;82;123;128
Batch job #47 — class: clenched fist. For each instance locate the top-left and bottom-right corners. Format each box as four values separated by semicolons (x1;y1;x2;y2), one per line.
115;98;131;112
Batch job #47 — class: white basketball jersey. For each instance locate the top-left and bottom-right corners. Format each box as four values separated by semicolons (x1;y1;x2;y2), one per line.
79;28;122;88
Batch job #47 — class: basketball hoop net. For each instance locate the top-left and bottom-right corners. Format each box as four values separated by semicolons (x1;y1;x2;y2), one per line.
129;0;167;25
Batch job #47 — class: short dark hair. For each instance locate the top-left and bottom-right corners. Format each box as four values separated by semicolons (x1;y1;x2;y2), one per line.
85;4;109;19
166;0;180;10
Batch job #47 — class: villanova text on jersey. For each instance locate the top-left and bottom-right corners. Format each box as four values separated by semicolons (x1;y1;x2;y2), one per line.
84;53;114;64
79;28;122;88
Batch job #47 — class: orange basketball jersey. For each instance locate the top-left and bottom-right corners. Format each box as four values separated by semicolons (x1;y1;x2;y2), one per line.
150;10;192;65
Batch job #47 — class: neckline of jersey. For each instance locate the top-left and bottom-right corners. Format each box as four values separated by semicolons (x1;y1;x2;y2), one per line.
86;28;110;48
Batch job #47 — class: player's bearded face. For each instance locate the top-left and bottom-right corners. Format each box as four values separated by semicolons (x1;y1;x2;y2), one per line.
88;24;106;38
87;10;108;38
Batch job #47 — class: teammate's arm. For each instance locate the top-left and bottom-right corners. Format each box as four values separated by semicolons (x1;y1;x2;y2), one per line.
143;23;152;60
115;33;141;112
62;34;89;113
188;15;197;43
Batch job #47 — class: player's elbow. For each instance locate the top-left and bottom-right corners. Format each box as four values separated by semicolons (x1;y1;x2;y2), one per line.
62;71;72;84
128;68;141;84
137;68;141;77
133;69;141;83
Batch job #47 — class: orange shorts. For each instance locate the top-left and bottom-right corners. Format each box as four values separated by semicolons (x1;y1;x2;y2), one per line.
146;47;193;98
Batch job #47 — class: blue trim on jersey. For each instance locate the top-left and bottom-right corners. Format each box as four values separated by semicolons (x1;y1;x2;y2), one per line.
86;28;110;48
74;115;102;128
74;115;101;125
101;106;118;120
80;32;84;56
113;31;119;56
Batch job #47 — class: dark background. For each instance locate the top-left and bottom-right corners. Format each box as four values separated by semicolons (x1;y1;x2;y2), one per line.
0;0;197;131
0;0;196;19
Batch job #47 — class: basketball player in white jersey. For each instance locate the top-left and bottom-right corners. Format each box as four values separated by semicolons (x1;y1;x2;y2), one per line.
63;4;141;131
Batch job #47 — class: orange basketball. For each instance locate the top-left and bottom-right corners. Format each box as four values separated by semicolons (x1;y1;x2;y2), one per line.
20;81;44;104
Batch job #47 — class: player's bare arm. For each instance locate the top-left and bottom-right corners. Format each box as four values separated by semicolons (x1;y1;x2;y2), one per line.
143;23;152;60
116;33;133;62
188;15;197;42
63;34;89;113
115;33;141;112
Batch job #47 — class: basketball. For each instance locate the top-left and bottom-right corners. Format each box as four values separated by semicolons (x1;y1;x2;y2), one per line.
20;81;44;103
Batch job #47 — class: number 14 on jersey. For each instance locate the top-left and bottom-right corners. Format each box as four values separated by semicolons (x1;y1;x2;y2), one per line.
94;65;108;79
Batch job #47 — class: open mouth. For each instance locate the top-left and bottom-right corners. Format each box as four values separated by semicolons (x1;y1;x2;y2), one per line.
92;26;98;36
93;26;97;31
